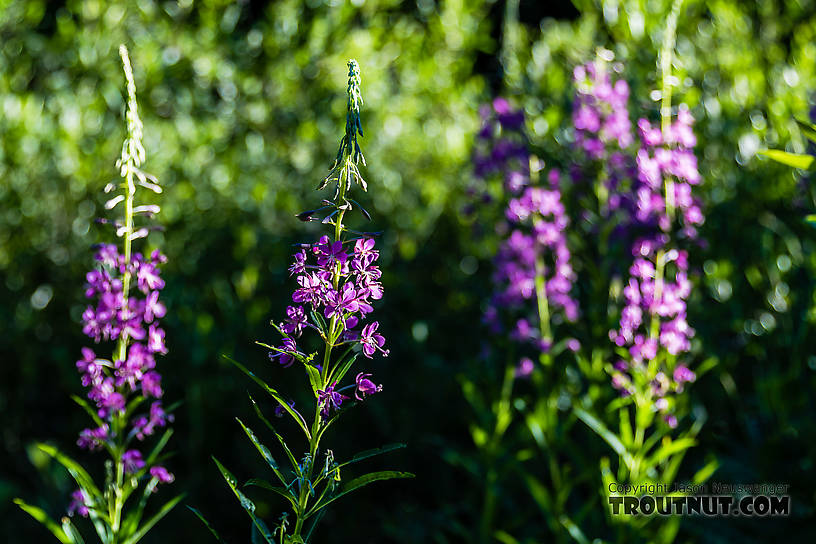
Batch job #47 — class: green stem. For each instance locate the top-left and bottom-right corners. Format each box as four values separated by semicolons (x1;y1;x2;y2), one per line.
479;362;515;543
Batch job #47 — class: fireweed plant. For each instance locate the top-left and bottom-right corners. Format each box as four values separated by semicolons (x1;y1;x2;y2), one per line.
463;4;715;542
192;60;412;544
14;46;181;544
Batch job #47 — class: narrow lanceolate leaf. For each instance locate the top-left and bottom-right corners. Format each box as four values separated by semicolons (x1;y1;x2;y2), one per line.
13;499;72;544
330;352;358;385
121;493;184;544
235;418;289;488
645;437;697;468
795;118;816;144
305;471;414;518
223;355;311;439
187;506;229;544
61;516;86;544
244;479;298;508
248;395;301;476
573;408;633;468
120;480;158;536
212;457;275;544
145;429;174;468
559;515;590;544
71;395;105;429
36;443;102;497
304;363;323;394
336;444;406;471
757;149;815;170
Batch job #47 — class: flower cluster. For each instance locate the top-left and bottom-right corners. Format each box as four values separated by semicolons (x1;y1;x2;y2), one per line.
270;235;387;418
607;105;703;426
466;98;529;215
76;245;170;457
634;106;703;237
492;180;578;325
475;98;579;374
611;241;693;356
572;60;633;158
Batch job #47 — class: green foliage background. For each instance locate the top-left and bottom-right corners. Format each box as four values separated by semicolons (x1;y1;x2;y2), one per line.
1;0;815;542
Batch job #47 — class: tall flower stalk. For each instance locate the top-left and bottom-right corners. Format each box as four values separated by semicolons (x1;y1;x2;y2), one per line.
195;60;412;544
15;45;181;544
465;98;583;543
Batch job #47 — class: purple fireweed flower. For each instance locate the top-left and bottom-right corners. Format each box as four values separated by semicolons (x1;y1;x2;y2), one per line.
281;305;308;337
573;61;633;157
123;449;145;474
317;381;348;419
68;489;90;518
147;324;168;355
314;235;348;268
292;272;327;306
143;290;166;323
269;337;299;368
133;402;168;441
77;425;109;450
634;106;703;237
289;249;308;276
607;102;703;421
150;466;175;484
274;399;296;418
515;357;535;379
360;321;389;358
136;259;164;293
354;372;383;401
141;371;163;398
324;283;361;320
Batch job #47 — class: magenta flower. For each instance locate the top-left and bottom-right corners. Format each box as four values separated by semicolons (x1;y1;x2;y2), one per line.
123;449;145;474
515;357;535;379
317;381;348;419
68;489;90;518
354;373;382;400
77;425;109;450
150;466;175;484
360;321;389;358
314;235;348;268
269;337;299;368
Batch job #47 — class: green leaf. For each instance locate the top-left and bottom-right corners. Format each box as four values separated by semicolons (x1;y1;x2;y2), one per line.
70;395;105;429
223;355;311;439
329;352;358;385
573;409;631;467
121;493;184;544
187;506;228;543
13;499;73;544
61;517;86;544
120;480;158;537
213;457;275;544
248;395;301;476
314;443;407;487
795;118;816;144
144;429;174;468
336;443;406;470
244;479;298;508
304;364;323;394
305;471;414;518
235;418;289;487
692;456;720;485
645;437;697;468
524;475;553;515
559;515;590;544
757;149;814;170
494;530;520;544
805;214;816;227
36;443;102;498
